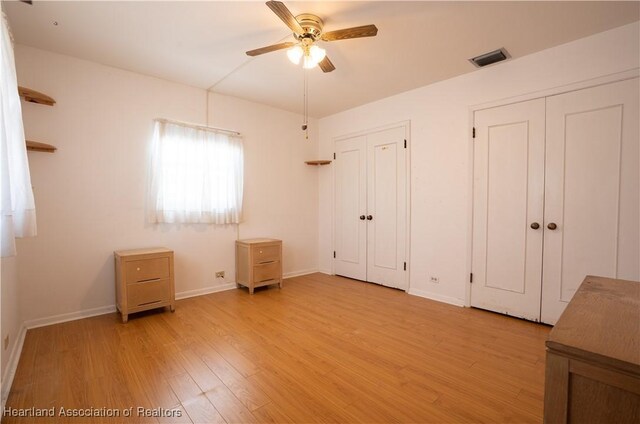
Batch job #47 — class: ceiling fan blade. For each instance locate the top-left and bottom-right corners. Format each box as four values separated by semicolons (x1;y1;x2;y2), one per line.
246;41;296;57
20;0;33;4
321;25;378;42
318;56;335;73
266;1;304;35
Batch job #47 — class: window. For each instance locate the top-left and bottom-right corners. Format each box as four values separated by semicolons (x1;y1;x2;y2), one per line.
1;13;37;257
148;120;244;224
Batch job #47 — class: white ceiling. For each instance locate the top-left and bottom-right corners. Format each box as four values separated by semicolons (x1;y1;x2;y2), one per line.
4;1;639;117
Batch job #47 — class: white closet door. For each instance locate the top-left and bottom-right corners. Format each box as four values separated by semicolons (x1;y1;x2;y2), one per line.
366;127;407;289
334;135;367;281
471;98;546;321
542;78;640;324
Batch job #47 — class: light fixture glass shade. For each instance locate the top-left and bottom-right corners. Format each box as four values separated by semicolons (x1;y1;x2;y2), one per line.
287;45;303;65
309;45;326;63
302;46;326;69
302;55;315;69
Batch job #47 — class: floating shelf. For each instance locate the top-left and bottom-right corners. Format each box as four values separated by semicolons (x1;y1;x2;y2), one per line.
18;86;56;106
18;87;57;154
26;140;57;153
305;160;332;166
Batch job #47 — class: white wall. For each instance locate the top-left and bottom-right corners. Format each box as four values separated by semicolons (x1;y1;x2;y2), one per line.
318;22;640;305
14;45;319;325
208;93;319;276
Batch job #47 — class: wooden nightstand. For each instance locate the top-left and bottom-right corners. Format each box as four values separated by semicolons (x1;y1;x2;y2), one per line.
114;247;175;323
235;239;282;294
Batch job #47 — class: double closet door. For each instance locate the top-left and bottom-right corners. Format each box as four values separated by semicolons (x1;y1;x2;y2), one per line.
334;126;408;290
472;78;639;324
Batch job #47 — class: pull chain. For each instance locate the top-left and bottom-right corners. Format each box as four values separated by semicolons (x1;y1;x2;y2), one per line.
302;68;309;140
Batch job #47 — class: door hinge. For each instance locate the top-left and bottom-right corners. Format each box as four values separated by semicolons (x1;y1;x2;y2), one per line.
333;152;336;160
403;262;407;271
472;127;476;139
333;251;336;258
470;273;473;283
404;139;407;148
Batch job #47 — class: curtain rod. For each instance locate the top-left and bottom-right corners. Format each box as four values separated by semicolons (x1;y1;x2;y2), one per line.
154;118;241;136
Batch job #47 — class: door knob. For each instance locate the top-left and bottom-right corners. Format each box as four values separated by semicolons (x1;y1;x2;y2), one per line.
366;215;373;220
547;222;557;230
359;215;366;220
530;222;540;229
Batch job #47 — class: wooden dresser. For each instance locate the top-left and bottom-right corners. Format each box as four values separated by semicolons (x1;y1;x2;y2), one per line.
235;239;282;294
114;247;175;323
544;275;640;423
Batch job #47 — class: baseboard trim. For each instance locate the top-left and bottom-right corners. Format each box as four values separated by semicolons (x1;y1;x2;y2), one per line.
175;282;236;300
24;304;118;330
23;284;239;330
20;268;319;330
283;269;318;279
408;288;465;307
1;323;27;411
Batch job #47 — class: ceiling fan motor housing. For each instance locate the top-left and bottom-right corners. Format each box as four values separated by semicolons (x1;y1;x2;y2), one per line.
295;14;324;40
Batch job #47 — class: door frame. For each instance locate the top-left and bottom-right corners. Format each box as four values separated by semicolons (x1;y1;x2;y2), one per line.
332;120;411;291
465;68;640;307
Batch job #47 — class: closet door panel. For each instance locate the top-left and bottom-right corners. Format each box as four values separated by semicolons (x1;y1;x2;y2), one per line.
485;121;530;293
542;78;639;324
471;98;545;321
366;126;407;289
334;136;368;281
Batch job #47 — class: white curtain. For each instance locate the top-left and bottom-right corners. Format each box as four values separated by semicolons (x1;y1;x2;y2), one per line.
148;120;244;224
1;11;37;257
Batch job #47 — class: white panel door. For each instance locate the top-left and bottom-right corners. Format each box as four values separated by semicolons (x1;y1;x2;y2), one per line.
366;127;407;289
542;78;640;324
334;126;408;289
334;136;367;281
471;98;546;321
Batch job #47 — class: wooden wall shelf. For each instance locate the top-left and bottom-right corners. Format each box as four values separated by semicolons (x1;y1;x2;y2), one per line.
19;86;57;153
26;140;57;153
18;86;56;106
305;160;332;166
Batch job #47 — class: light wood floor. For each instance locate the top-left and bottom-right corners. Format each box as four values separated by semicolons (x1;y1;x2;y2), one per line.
5;273;550;423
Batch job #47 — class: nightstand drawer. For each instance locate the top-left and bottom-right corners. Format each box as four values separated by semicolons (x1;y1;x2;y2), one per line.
253;261;280;283
251;244;280;264
125;257;170;283
127;279;170;307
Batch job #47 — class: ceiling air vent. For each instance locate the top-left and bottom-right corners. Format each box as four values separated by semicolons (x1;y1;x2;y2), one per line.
469;48;510;68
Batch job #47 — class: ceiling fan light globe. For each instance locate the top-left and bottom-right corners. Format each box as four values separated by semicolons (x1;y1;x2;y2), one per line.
309;45;326;63
287;45;303;64
303;55;319;69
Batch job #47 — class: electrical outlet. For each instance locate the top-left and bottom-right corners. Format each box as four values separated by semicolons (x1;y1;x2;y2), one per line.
3;335;9;350
215;271;225;279
430;276;439;284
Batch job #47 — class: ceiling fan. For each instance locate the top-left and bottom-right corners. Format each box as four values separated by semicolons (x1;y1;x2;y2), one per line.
246;1;378;73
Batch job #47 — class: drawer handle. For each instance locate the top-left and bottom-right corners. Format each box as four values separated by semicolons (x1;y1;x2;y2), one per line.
138;299;162;306
259;250;263;254
258;278;276;283
257;260;276;265
137;277;161;283
137;267;141;271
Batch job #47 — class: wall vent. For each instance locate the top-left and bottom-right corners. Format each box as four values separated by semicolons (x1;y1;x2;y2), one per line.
469;48;510;68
